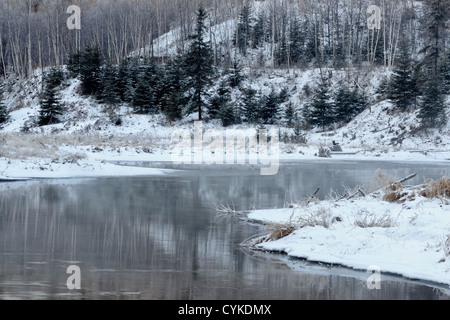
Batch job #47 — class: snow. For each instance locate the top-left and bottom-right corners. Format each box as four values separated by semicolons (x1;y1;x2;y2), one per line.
247;185;450;287
0;13;449;291
1;65;449;179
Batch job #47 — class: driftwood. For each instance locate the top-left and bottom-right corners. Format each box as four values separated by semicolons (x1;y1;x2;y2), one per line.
342;173;417;201
306;187;320;204
346;188;366;200
391;173;417;186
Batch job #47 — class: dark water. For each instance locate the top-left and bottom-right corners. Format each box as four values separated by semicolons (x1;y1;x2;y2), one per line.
0;160;449;300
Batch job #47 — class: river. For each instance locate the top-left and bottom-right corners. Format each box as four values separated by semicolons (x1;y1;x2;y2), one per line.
0;160;449;299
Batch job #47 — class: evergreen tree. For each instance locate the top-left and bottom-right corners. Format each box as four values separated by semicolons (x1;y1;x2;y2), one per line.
79;46;102;96
303;81;334;131
284;102;295;128
183;5;215;121
143;59;165;110
220;103;238;127
387;38;417;111
289;18;304;66
67;50;82;77
278;87;290;103
161;58;186;122
229;58;244;89
304;20;318;66
334;86;367;124
276;33;289;67
44;67;65;90
423;0;450;76
100;62;120;106
440;50;450;93
116;59;137;103
376;76;390;99
240;87;260;124
252;11;265;49
235;5;251;56
132;73;155;114
0;86;10;128
39;85;63;126
207;78;232;121
260;88;280;125
417;76;447;128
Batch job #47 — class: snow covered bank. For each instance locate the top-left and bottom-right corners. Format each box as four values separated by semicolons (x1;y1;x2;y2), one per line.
0;157;171;179
246;178;450;287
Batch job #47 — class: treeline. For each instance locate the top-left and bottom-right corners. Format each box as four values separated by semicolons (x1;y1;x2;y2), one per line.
1;0;449;79
0;0;227;78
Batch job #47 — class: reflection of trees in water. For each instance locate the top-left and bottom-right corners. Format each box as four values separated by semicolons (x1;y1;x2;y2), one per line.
0;162;449;299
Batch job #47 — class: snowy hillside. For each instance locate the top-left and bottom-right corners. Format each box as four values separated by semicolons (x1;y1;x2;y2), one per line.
1;10;450;180
2;62;449;157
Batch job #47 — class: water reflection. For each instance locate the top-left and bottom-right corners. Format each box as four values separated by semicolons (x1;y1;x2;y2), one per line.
0;161;449;300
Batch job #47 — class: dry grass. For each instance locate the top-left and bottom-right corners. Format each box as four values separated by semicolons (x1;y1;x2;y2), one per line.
354;209;397;228
0;132;156;160
419;176;450;200
264;222;297;241
382;188;408;203
369;169;398;193
258;205;342;243
298;206;337;229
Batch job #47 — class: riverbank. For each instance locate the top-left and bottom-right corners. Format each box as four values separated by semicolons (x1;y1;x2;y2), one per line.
0;130;449;180
245;175;450;287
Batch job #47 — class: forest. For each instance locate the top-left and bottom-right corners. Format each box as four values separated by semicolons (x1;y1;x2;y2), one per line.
0;0;449;131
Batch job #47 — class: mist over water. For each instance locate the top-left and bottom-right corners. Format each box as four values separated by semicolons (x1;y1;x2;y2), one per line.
0;160;449;300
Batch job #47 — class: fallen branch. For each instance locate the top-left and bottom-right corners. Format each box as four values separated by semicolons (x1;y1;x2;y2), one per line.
347;188;366;200
393;173;417;186
306;187;320;204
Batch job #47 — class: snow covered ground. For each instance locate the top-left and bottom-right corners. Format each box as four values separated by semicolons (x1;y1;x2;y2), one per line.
246;179;450;288
1;63;449;180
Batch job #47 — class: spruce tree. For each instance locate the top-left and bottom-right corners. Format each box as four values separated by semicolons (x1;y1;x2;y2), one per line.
276;34;289;67
440;50;450;94
260;88;280;125
229;58;244;89
284;102;295;128
423;0;450;76
334;86;367;124
161;58;186;122
235;5;251;56
116;59;133;103
0;86;10;128
252;12;265;49
143;59;165;110
67;50;82;77
44;67;65;90
303;81;334;131
100;62;120;106
207;79;231;120
79;46;102;96
132;74;155;114
39;85;63;126
289;18;304;66
387;38;417;111
240;87;260;124
183;5;215;121
417;76;447;128
220;103;237;127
